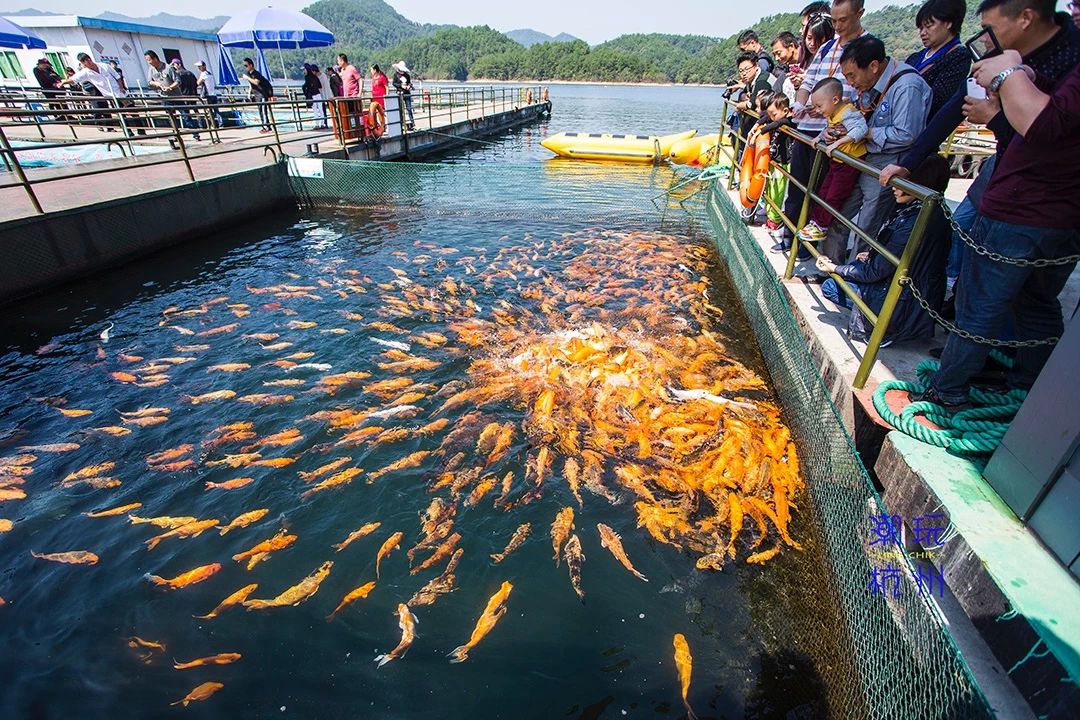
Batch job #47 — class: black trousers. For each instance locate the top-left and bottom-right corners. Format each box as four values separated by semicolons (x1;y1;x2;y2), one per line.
781;132;830;236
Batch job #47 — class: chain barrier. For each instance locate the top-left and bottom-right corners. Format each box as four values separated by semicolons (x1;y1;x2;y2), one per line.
900;277;1060;348
941;202;1080;268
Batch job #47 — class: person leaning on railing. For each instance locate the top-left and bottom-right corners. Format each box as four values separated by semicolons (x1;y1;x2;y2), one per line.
816;155;952;345
878;0;1080;292
815;35;931;269
915;50;1080;410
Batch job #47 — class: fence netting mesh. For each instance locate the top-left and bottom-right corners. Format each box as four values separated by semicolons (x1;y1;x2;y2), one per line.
288;158;992;719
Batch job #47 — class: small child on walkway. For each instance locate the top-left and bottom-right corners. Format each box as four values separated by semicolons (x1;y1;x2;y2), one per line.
816;155;952;345
758;93;795;233
797;77;867;243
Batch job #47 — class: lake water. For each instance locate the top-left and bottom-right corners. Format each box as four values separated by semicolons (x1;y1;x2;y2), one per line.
0;85;851;720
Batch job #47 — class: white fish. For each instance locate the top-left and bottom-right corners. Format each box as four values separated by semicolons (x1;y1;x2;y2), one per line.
666;387;756;411
367;405;420;420
372;338;411;352
100;322;114;343
285;363;333;372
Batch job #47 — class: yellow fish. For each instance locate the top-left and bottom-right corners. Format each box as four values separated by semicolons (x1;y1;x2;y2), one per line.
218;508;270;535
31;550;99;565
145;519;219;550
83;502;142;518
298;458;351;483
334;522;382;552
491;523;530;564
301;467;363;498
448;580;512;663
368;451;431;481
550;507;574;566
205;477;255;491
129;515;199;529
597;523;648;582
375;531;404;578
194;583;259;619
326;581;376;622
171;681;224;707
374;603;417;667
58;408;93;418
243;561;333;610
673;633;698;720
63;462;116;483
173;653;241;669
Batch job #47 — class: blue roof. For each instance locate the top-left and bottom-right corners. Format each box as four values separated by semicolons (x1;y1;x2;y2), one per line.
72;16;219;42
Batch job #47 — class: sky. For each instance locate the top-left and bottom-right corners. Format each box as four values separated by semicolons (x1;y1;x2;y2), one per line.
3;0;900;44
4;1;1074;44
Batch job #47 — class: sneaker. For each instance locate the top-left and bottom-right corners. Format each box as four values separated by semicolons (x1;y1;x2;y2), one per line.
797;222;827;242
765;220;780;232
910;387;971;414
769;241;791;254
259;128;272;134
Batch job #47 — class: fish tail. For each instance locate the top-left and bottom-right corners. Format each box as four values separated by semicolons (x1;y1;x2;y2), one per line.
374;653;392;667
243;600;268;611
170;699;187;707
192;613;214;620
145;573;165;586
447;646;469;664
683;699;699;720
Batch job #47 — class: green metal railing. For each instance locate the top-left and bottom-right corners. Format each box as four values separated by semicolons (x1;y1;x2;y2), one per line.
715;98;943;389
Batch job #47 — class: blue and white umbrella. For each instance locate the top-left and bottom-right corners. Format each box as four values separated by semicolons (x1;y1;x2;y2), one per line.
0;16;47;49
216;42;239;86
217;7;334;81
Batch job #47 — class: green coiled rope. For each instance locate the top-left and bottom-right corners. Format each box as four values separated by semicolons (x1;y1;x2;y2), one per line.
872;357;1026;456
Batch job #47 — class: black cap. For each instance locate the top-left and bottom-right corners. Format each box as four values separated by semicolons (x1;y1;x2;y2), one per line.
76;52;91;62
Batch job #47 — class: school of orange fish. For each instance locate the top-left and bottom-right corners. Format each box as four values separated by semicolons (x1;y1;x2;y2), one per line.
0;229;803;714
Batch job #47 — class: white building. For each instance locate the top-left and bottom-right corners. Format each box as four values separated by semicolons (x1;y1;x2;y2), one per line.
0;15;228;91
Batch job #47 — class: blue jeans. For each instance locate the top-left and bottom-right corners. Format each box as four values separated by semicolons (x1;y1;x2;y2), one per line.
946;196;976;280
931;215;1080;403
822;277;853;308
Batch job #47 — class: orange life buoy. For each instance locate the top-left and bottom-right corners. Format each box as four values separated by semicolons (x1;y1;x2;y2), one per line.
526;89;534;104
368;102;387;138
542;87;549;102
739;132;771;209
423;90;431;104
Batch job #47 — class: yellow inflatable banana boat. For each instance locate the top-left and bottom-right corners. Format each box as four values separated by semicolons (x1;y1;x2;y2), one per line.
541;130;697;163
668;133;733;167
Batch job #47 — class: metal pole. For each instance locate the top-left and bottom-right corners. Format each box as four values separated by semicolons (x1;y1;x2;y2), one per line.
270;100;284;157
0;125;44;214
852;196;940;389
784;147;826;280
166;108;195;182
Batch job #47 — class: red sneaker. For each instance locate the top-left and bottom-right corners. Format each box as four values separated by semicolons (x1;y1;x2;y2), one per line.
765;220;780;231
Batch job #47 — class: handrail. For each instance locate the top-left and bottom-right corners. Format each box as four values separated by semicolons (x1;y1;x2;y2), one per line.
715;97;943;389
0;84;548;217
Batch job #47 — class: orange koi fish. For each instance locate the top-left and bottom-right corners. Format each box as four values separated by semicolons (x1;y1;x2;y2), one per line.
120;407;170;418
250;457;295;468
146;563;221;590
411;532;460;575
58;408;93;418
145;519;219;550
326;581;376;622
301;467;363;498
333;522;382;552
298;458;351;483
187;390;237;404
264;378;306;387
232;530;297;565
63;462;116;483
31;550;99;565
550;507;575;566
408;548;462;607
174;653;241;669
597;523;648;582
673;633;698;720
129;515;199;529
121;415;168;427
374;603;417;667
237;394;294;406
207;363;250;373
146;445;193;465
243;561;333;610
205;477;255;491
110;372;138;383
448;580;512;663
0;518;13;533
491;523;530;564
83;502;142;518
375;531;404;578
16;443;80;452
368;451;431;481
206;453;261;468
59;476;120;489
128;636;167;653
218;509;269;535
171;681;224;707
194;583;259;619
564;458;583;507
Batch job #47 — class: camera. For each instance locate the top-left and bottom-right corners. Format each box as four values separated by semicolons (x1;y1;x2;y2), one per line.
965;27;1003;62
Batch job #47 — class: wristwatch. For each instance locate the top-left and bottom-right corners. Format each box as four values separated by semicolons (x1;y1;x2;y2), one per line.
989;65;1032;93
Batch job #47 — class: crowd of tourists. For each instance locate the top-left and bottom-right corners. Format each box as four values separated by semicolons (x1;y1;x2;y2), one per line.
727;0;1080;409
31;51;419;136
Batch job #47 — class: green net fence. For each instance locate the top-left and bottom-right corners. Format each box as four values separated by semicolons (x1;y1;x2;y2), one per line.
287;158;992;718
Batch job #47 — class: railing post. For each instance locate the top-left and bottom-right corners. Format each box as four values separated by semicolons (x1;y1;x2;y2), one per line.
270;99;284;157
852;195;940;389
784;147;827;280
165;108;195;182
449;91;454;124
0;125;44;214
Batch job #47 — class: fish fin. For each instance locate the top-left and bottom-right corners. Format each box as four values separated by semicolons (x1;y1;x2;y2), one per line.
144;573;163;585
192;613;213;620
683;700;699;720
447;646;468;664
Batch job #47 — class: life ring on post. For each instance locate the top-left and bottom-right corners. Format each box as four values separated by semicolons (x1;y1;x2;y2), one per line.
368;102;387;138
542;87;549;102
526;89;534;104
739;131;771;209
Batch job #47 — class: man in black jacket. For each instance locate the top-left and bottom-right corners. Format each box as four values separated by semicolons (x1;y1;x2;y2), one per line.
738;30;777;75
33;57;66;119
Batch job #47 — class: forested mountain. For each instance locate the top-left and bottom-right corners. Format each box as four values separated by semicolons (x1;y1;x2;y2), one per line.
505;29;579;47
302;0;442;51
95;12;228;32
371;26;521;81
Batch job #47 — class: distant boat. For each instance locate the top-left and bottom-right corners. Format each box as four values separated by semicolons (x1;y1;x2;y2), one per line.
541;130;696;163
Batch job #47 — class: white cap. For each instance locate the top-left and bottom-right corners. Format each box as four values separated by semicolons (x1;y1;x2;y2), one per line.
392;61;410;73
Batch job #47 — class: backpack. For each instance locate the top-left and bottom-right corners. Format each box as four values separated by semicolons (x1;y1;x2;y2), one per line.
178;69;198;96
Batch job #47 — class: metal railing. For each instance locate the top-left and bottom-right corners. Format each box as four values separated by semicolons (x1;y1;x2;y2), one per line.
0;84;550;218
715;97;944;389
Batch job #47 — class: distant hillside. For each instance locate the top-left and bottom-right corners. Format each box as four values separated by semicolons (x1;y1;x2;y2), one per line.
1;7;60;15
95;12;228;32
302;0;442;50
504;28;578;48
